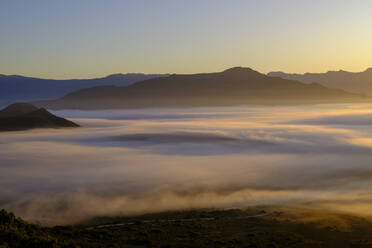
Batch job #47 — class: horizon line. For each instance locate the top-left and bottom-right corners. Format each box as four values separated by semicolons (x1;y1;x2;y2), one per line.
1;66;372;80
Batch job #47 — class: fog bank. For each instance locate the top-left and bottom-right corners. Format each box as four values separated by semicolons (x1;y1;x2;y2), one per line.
2;104;372;225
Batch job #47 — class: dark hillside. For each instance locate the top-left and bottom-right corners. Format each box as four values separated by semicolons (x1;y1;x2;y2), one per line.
35;67;370;110
0;103;79;131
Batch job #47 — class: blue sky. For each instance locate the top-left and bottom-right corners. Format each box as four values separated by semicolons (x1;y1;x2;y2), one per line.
1;0;372;78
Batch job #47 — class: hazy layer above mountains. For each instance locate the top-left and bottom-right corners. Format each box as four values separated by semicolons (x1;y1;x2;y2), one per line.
268;68;372;95
0;73;168;106
34;67;369;110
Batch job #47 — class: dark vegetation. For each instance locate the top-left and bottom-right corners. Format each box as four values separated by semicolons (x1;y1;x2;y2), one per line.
0;103;79;131
2;208;372;247
34;67;370;110
0;209;77;248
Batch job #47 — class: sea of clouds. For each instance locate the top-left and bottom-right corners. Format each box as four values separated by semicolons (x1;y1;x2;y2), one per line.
2;104;372;225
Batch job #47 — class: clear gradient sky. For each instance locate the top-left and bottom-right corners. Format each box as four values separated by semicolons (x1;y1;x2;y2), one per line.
1;0;372;79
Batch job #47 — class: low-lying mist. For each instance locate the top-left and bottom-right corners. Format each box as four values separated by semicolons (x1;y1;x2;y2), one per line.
3;104;372;225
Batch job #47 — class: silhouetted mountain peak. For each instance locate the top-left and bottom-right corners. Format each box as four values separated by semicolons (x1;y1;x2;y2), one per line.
104;73;128;79
324;69;347;75
3;74;28;79
104;73;165;80
0;103;79;131
222;67;257;74
221;67;264;79
0;102;39;117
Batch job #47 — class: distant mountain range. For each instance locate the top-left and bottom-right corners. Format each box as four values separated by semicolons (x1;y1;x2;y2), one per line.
0;73;168;106
33;67;370;110
0;103;79;131
268;68;372;95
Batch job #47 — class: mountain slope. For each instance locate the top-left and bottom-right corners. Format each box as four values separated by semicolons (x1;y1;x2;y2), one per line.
3;208;372;248
268;68;372;95
0;102;39;117
34;67;370;110
0;103;79;131
0;73;168;106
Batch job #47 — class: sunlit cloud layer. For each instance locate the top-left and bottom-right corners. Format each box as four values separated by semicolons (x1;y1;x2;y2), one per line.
3;104;372;225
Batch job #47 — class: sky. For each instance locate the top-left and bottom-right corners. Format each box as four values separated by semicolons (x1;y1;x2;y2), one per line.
1;0;372;79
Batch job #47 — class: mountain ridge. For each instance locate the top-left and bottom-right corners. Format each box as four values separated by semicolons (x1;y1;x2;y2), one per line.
33;67;370;110
268;68;372;95
0;73;168;106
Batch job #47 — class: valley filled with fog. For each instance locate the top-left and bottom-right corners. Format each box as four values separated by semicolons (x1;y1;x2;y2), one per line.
2;104;372;225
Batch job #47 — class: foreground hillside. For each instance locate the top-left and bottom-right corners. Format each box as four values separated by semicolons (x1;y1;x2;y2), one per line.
0;103;79;131
34;67;370;110
0;209;77;248
268;68;372;95
2;209;372;248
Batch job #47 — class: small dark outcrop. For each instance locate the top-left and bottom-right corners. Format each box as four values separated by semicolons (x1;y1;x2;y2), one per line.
0;103;79;131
